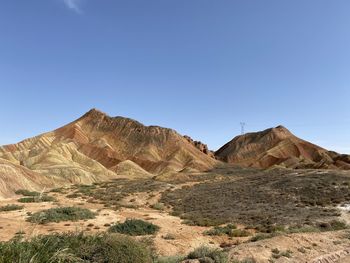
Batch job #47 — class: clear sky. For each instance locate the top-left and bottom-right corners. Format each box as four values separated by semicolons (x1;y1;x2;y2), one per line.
0;0;349;152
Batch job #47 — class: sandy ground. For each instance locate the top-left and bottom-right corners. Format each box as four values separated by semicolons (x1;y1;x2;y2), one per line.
1;187;350;262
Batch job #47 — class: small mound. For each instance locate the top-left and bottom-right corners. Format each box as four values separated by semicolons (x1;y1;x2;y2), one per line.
111;160;152;178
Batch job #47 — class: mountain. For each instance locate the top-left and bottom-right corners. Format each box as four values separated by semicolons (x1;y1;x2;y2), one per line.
0;158;55;198
215;125;350;170
0;109;217;196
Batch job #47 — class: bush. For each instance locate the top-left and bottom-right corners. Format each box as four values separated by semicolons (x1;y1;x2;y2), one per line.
151;203;165;210
109;219;160;236
187;246;228;263
0;204;24;212
229;229;250;237
162;233;176;240
321;220;348;231
18;195;55;203
155;256;184;263
250;233;276;242
204;224;237;236
49;188;64;193
15;189;40;197
271;248;292;259
0;232;153;263
232;258;257;263
27;207;97;224
183;217;225;227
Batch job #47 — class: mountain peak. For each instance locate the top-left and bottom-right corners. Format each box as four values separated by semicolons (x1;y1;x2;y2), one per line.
82;108;108;119
269;125;292;137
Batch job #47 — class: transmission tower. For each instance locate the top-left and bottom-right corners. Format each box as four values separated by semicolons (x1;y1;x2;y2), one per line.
240;122;246;135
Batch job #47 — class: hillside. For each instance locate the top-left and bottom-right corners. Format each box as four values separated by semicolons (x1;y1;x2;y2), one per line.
0;109;217;197
215;125;350;169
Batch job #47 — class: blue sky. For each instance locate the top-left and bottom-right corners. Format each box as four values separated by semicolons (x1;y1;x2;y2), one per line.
0;0;349;152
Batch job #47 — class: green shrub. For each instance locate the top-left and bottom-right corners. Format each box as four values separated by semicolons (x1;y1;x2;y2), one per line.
0;232;152;263
18;195;55;203
109;219;159;236
27;207;97;224
183;217;225;227
0;204;24;212
187;246;228;263
15;189;40;197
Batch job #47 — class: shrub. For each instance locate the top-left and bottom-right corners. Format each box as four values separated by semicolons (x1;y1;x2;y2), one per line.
271;248;292;259
232;258;257;263
15;189;40;197
204;224;237;236
66;193;81;199
155;256;184;263
151;203;165;210
109;219;159;236
27;207;97;224
229;229;250;237
187;246;228;263
0;204;24;212
324;220;348;231
183;217;225;227
0;232;153;263
250;233;276;242
162;233;176;240
18;195;55;203
49;188;64;193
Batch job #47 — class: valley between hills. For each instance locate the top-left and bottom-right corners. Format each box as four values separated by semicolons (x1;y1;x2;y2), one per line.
0;109;350;263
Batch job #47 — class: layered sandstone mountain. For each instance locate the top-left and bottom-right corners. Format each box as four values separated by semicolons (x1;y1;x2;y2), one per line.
0;158;53;198
0;109;217;197
215;125;350;170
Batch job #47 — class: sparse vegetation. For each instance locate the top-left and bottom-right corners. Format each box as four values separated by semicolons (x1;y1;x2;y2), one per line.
151;202;165;210
186;246;229;263
161;169;350;228
0;204;24;212
15;189;40;197
271;248;292;259
70;179;166;210
0;232;153;263
27;207;97;224
155;256;184;263
250;233;277;242
162;233;176;240
204;224;237;236
18;195;55;203
232;258;257;263
109;219;160;236
49;188;65;193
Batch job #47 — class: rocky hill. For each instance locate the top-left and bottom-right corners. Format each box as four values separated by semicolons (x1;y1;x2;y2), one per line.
215;125;350;169
0;109;217;197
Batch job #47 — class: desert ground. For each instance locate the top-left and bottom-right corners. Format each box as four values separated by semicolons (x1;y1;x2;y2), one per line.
1;166;350;262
